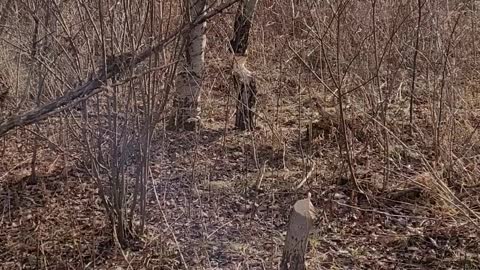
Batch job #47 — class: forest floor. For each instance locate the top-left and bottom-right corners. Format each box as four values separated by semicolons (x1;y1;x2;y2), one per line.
1;61;480;269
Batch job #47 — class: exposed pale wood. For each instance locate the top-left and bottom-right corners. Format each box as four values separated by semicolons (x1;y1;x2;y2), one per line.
295;162;315;190
233;55;257;130
280;193;316;270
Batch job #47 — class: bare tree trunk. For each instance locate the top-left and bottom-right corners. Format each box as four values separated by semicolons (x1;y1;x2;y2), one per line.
169;0;207;131
280;194;316;270
230;0;258;130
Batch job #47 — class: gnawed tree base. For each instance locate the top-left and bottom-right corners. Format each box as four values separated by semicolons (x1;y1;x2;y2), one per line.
168;99;201;131
280;193;316;270
168;72;202;131
233;56;257;130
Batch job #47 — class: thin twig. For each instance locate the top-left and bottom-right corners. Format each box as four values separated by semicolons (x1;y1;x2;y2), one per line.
295;161;316;190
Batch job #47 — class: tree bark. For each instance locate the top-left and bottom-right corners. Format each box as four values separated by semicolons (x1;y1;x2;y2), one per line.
230;0;258;130
169;0;207;131
233;56;256;130
280;194;316;270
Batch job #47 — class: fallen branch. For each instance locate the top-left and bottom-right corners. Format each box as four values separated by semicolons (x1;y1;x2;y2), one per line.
0;0;239;138
295;162;316;190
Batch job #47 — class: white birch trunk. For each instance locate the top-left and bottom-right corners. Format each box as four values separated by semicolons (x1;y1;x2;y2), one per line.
170;0;207;130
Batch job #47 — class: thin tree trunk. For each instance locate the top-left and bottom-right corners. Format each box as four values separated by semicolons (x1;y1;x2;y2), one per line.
230;0;258;130
169;0;207;131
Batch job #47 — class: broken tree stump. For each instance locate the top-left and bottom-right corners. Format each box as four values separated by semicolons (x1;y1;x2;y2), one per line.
280;193;316;270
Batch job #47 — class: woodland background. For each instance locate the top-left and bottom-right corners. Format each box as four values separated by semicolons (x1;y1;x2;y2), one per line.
1;0;480;269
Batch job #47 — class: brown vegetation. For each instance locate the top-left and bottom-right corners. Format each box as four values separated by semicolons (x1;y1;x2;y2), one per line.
1;0;480;269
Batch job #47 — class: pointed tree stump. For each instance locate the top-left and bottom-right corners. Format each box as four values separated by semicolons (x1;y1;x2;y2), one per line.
280;194;316;270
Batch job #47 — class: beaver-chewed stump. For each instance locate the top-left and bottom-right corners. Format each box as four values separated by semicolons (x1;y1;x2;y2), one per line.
280;194;316;270
233;56;257;131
